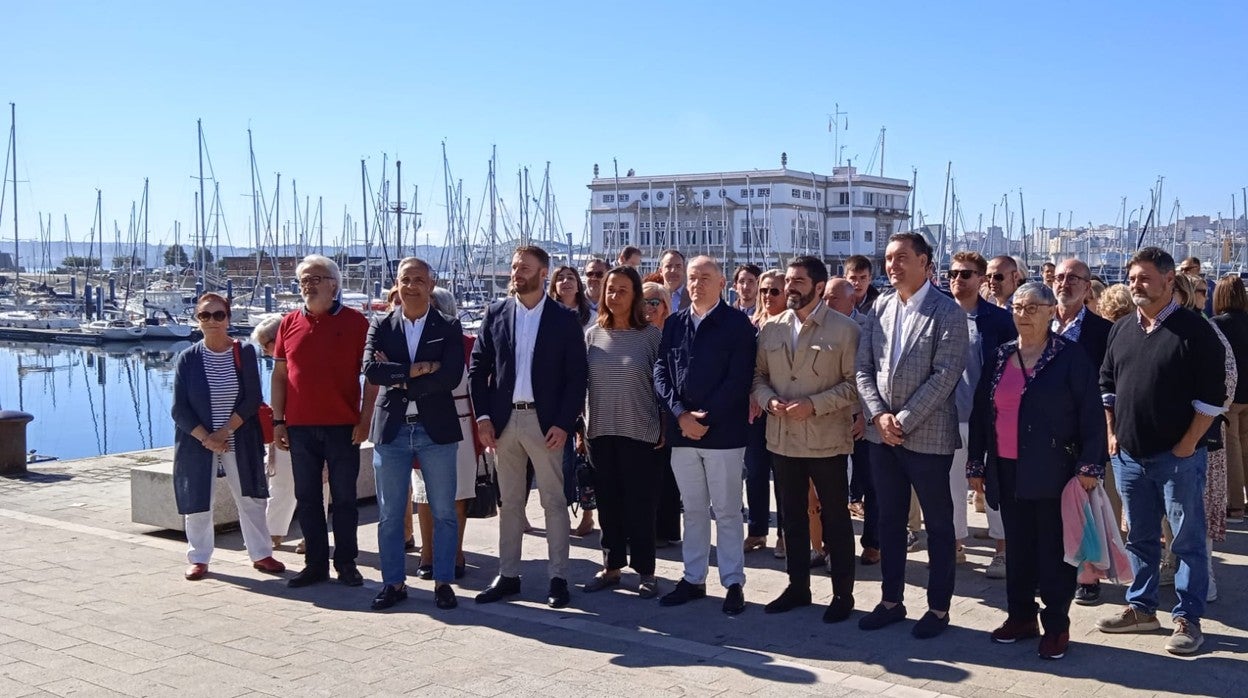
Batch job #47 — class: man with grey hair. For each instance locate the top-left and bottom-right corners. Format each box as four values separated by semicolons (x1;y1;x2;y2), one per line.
273;254;375;589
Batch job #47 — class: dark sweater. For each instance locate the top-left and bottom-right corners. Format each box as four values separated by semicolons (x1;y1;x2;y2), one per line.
1212;310;1248;404
1100;307;1226;458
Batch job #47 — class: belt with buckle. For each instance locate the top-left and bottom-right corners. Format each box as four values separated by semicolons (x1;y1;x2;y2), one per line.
512;401;536;410
404;414;422;424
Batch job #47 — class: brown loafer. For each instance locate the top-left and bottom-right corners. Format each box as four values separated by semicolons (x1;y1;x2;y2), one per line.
860;547;881;565
252;556;286;574
184;563;208;581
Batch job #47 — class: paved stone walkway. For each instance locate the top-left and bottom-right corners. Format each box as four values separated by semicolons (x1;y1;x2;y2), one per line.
1;449;1245;697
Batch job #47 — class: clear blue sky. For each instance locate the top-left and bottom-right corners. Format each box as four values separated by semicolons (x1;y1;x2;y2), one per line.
3;1;1245;252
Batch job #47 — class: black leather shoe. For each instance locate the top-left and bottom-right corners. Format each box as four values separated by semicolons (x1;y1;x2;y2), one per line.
337;565;364;587
416;565;433;581
823;595;855;623
475;575;521;604
435;584;458;610
858;602;907;630
763;585;811;614
371;584;408;610
660;579;707;607
722;583;745;615
287;567;329;589
547;577;570;609
912;610;950;639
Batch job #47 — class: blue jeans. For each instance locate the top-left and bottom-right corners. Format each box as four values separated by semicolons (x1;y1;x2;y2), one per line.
375;422;459;585
1114;447;1208;621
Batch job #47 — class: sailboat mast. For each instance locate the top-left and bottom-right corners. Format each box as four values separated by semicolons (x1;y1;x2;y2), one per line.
196;120;208;284
248;129;262;282
395;160;403;256
489;146;497;298
9;103;17;292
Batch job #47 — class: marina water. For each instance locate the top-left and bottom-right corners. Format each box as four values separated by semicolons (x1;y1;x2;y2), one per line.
0;340;275;461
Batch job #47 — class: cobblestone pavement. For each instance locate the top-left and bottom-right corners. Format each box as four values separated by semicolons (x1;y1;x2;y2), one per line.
1;449;1245;697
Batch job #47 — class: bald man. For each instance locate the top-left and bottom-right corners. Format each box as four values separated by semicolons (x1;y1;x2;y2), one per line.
824;278;860;321
985;256;1019;308
654;255;757;615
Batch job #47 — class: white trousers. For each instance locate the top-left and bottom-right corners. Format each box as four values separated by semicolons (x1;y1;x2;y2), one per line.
671;446;746;588
265;446;329;537
950;422;1004;540
185;451;273;564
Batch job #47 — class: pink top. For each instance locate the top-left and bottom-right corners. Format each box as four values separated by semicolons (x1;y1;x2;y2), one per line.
993;360;1027;459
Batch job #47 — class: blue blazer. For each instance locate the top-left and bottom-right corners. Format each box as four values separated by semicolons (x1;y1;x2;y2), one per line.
171;341;267;515
973;298;1017;366
468;296;588;436
1074;310;1111;370
653;301;757;450
363;307;465;446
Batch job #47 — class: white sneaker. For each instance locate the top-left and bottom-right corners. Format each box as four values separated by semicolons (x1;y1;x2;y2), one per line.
986;554;1007;579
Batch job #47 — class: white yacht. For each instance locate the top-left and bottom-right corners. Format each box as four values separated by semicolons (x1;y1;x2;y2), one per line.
81;319;148;341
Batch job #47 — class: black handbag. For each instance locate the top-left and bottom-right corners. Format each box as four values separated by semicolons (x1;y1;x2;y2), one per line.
1203;415;1226;452
465;454;499;519
574;451;597;512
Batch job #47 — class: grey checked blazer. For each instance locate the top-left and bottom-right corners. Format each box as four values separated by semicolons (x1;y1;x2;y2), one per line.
855;285;969;455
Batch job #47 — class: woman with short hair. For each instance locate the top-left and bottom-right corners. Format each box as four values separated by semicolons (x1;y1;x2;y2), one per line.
173;293;284;580
968;282;1106;659
1097;283;1133;322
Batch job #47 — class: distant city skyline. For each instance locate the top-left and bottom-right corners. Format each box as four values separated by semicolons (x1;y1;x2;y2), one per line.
3;2;1245;251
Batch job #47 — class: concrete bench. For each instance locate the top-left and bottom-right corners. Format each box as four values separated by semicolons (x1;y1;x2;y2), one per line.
130;444;377;531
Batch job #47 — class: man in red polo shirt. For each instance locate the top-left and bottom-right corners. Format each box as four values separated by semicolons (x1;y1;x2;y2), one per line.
272;254;374;589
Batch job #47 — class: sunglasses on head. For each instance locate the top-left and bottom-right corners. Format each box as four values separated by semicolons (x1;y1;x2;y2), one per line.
761;288;783;297
946;269;977;280
196;310;228;322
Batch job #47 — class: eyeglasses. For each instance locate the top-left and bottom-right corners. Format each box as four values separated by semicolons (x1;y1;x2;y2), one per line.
1053;273;1087;283
585;271;605;279
299;275;329;286
761;287;783;297
1010;303;1054;316
988;273;1008;282
946;269;977;280
196;310;229;322
643;298;663;308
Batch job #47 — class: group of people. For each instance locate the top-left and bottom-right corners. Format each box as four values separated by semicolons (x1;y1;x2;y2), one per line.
170;236;1244;658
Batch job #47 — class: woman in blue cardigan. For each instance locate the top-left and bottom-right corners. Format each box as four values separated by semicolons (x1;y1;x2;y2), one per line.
967;282;1106;661
172;293;285;580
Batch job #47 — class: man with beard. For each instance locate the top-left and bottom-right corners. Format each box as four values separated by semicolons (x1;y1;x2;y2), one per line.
985;256;1020;309
753;256;862;621
1097;247;1225;655
660;249;689;311
855;232;968;639
273;254;375;589
583;257;609;313
470;245;588;609
654;256;756;615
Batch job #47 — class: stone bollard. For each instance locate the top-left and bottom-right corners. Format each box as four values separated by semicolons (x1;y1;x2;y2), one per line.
0;410;34;475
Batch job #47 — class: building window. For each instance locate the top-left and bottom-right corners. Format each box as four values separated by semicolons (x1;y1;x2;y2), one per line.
718;188;726;197
792;188;802;198
863;230;872;242
863;192;876;206
838;192;849;205
619;221;631;246
703;189;711;198
641;191;649;201
816;192;822;201
618;193;630;203
639;221;651;246
656;191;664;200
603;194;615;203
802;190;812;199
740;188;749;198
831;230;850;242
757;188;770;197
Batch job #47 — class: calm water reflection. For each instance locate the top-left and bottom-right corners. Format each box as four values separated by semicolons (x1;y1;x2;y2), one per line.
0;340;275;461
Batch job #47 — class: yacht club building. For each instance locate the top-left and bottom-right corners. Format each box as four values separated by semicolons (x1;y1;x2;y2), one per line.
586;157;912;274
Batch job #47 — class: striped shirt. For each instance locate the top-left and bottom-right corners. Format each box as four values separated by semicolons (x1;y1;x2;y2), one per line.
585;324;662;443
202;346;239;451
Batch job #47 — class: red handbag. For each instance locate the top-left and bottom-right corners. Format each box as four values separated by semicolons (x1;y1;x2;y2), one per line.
232;341;275;444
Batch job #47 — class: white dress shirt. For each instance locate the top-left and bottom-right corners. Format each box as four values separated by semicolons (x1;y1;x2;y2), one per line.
401;307;429;415
890;280;932;370
691;300;720;332
512;298;545;403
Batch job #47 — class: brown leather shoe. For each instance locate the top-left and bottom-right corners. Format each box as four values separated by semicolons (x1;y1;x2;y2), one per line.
184;563;208;581
252;556;286;574
860;547;881;565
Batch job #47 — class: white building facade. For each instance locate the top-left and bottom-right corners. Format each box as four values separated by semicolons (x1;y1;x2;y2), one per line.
586;164;912;274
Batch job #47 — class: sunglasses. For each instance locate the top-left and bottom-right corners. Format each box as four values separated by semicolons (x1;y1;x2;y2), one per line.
644;298;663;308
585;271;605;279
988;273;1008;282
298;275;328;286
946;269;977;280
196;310;229;322
761;287;783;297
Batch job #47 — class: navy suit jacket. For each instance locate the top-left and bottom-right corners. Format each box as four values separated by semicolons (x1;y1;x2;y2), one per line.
973;298;1017;366
653;301;757;450
468;296;588;436
1074;310;1111;370
364;307;465;445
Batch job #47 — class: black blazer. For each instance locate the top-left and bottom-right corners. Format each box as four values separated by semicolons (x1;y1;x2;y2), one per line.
1075;310;1111;370
468;296;588;436
364;307;465;445
967;335;1107;507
